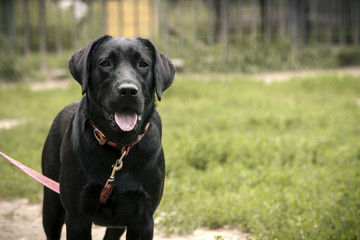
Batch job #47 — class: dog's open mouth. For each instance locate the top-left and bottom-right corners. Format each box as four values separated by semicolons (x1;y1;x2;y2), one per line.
114;109;138;132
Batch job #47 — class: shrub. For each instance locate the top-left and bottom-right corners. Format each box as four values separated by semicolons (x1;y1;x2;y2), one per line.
0;38;22;82
337;48;360;66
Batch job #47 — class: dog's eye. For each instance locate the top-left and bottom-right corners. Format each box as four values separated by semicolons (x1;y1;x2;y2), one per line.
139;61;149;68
100;61;111;67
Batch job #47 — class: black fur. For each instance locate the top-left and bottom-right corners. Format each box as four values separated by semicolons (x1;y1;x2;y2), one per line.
42;35;175;240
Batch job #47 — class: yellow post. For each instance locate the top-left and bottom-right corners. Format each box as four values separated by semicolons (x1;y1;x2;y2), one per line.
106;0;158;38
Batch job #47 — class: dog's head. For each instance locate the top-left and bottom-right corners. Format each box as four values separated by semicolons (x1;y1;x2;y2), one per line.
69;35;175;133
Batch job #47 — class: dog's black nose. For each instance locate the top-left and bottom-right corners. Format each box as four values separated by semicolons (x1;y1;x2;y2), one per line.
118;84;138;97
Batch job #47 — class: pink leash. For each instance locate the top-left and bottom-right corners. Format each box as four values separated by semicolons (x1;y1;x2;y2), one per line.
0;151;60;194
0;122;151;202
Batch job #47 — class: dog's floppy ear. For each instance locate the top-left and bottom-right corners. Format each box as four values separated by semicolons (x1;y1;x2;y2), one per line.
138;38;175;101
154;51;176;101
69;35;112;95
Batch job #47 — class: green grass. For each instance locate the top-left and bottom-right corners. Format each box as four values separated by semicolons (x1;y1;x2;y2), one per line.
1;73;360;239
0;81;80;201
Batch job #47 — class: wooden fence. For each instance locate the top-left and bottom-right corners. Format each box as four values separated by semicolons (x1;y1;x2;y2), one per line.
0;0;359;57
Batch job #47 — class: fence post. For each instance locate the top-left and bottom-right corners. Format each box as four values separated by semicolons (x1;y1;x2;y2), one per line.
179;0;185;48
290;0;299;60
298;0;306;45
260;0;270;43
8;0;16;53
71;0;77;51
338;0;346;46
235;0;242;44
117;0;124;37
194;0;199;42
102;0;108;35
325;0;333;45
278;0;287;42
23;0;31;56
134;0;139;36
55;1;63;55
310;0;318;44
87;0;93;40
219;0;228;57
351;0;359;45
251;0;257;41
162;0;170;56
39;0;47;71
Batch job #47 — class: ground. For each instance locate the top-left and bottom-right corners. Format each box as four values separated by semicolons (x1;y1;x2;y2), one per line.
1;67;359;239
0;198;249;240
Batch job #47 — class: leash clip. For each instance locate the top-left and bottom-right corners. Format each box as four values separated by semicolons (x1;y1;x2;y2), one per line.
104;151;126;189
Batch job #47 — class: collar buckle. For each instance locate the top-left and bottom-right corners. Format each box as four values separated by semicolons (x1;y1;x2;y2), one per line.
93;127;107;145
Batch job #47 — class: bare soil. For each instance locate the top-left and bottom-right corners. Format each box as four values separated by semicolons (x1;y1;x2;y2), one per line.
253;66;360;84
0;119;26;130
0;198;250;240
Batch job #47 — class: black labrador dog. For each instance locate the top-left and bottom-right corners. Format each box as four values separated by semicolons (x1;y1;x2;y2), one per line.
41;35;175;240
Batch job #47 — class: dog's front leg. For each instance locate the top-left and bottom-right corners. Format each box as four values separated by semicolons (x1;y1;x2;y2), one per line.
126;214;154;240
104;228;126;240
65;214;92;240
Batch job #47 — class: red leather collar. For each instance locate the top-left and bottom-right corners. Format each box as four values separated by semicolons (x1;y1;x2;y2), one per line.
91;122;150;155
91;121;151;204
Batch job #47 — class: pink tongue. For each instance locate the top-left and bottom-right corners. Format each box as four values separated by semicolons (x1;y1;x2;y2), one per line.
115;111;138;132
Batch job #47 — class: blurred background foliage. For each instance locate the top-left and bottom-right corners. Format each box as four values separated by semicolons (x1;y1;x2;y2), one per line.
1;0;360;83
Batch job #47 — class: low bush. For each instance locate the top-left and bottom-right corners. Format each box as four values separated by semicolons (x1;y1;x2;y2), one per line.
337;47;360;66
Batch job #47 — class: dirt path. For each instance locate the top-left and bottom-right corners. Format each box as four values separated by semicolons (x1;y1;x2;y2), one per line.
253;66;360;84
0;199;250;240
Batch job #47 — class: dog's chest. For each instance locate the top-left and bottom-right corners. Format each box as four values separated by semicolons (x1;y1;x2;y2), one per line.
92;187;149;227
